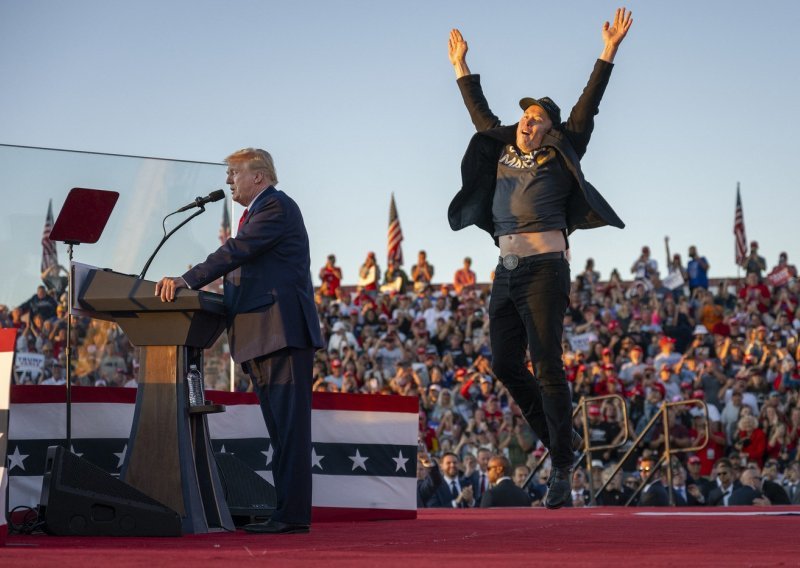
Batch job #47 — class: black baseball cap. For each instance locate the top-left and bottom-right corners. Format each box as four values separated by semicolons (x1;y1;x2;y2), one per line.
519;96;561;125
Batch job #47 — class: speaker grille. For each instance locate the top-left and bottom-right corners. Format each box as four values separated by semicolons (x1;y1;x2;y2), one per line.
214;452;276;514
56;448;166;506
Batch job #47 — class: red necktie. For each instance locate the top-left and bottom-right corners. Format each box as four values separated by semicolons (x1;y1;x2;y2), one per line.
238;208;248;231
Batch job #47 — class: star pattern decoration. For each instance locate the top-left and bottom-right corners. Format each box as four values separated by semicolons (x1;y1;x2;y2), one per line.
311;447;324;470
262;444;273;467
219;444;228;453
7;445;28;471
113;444;128;469
392;450;409;472
349;449;368;471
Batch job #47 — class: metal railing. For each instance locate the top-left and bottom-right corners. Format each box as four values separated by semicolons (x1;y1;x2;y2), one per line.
595;399;709;506
524;396;710;507
524;394;631;505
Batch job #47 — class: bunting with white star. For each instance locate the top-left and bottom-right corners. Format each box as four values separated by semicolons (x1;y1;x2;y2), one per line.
6;386;419;522
1;329;16;544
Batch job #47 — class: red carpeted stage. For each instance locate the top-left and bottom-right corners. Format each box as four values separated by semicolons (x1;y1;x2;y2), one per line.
4;507;799;566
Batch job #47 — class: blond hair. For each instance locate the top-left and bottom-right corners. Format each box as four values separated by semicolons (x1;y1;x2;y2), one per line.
225;148;278;184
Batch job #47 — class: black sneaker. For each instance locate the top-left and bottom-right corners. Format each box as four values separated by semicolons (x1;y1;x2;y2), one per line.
544;467;572;510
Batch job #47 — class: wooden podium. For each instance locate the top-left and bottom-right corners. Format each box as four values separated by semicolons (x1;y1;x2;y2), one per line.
74;265;234;534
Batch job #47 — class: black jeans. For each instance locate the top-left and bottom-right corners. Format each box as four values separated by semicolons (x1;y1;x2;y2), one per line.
489;255;573;468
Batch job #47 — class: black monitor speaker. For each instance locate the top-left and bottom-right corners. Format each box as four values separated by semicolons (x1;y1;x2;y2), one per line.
39;445;181;536
214;452;275;522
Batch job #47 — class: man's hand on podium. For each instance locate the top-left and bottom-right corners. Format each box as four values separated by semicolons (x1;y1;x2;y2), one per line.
155;276;188;302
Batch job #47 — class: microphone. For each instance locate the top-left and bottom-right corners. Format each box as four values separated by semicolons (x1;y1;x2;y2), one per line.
175;189;226;212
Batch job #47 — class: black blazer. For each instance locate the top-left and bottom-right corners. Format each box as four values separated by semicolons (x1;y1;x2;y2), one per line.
639;481;669;507
480;478;532;508
707;481;742;506
762;480;790;505
183;186;323;363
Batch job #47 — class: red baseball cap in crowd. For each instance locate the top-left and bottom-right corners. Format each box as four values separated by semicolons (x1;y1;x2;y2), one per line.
631;345;643;353
712;323;731;337
331;359;342;368
455;368;467;378
688;456;701;465
602;347;612;356
692;390;706;400
659;336;676;346
651;382;666;398
588;405;601;416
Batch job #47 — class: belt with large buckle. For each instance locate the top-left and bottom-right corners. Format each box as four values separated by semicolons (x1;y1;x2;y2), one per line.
501;254;520;270
499;251;565;271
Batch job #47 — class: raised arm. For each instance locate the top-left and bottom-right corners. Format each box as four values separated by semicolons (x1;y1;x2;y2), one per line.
449;28;501;132
564;7;634;158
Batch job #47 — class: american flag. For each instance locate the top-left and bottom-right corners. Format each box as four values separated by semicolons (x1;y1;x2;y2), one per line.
219;199;231;244
734;183;747;266
387;193;404;266
41;199;58;273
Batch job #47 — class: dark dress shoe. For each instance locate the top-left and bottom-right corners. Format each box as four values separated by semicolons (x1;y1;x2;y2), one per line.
544;467;572;510
243;519;310;534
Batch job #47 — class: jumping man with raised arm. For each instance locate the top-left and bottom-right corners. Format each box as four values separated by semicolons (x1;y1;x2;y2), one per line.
447;8;632;509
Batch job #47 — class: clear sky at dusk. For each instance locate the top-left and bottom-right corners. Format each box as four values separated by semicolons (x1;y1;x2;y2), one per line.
1;1;798;306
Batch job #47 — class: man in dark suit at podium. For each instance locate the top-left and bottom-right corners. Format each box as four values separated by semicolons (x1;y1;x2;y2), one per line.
156;147;323;534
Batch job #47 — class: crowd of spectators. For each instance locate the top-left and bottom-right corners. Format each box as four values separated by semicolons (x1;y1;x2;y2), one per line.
3;240;800;507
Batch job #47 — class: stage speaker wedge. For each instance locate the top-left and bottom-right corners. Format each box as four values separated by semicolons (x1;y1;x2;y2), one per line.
214;452;276;520
39;445;181;536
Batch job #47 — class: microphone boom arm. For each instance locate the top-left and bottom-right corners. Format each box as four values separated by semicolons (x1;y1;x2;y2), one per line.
139;206;206;280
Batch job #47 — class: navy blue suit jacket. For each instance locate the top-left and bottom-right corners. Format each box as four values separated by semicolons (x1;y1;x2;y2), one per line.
182;186;323;363
425;476;474;508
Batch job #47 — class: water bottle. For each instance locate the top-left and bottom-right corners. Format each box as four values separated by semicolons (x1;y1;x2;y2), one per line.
187;364;204;407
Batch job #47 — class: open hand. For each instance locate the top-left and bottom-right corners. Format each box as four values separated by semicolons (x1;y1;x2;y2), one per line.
602;7;633;49
448;29;468;65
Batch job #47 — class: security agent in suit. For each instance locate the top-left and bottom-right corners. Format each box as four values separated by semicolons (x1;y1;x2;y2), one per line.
425;452;476;508
480;455;532;508
156;148;323;534
638;459;672;507
706;458;741;506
